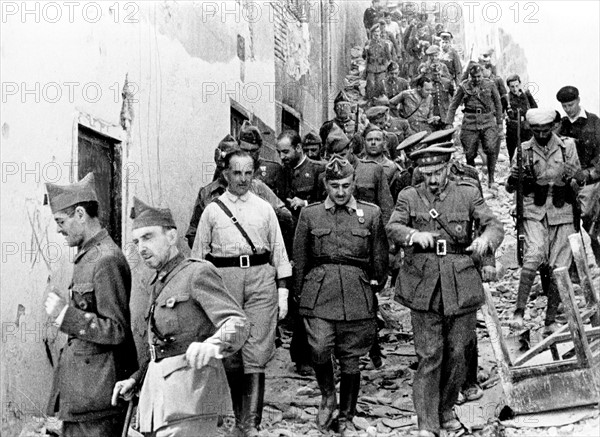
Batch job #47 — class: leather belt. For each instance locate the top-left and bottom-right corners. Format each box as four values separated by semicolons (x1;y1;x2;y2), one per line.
206;252;270;269
413;239;470;256
312;256;368;269
463;108;490;114
149;340;193;362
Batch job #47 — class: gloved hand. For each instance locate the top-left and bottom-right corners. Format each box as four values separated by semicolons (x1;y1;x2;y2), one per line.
278;288;289;320
185;342;223;369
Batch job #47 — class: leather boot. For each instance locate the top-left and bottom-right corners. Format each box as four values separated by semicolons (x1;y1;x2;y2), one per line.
338;373;361;437
242;373;265;437
313;360;337;431
226;371;244;437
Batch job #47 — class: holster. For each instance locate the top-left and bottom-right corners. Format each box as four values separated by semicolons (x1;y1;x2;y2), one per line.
533;184;549;206
552;185;567;208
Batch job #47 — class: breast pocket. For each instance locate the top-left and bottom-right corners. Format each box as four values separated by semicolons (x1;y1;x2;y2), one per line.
70;283;95;312
310;228;332;255
154;295;191;336
349;228;371;258
445;212;470;243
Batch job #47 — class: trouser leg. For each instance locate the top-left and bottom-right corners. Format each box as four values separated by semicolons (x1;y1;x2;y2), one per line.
460;128;479;167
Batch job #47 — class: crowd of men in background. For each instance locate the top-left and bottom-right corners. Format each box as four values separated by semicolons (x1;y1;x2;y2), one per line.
42;2;599;437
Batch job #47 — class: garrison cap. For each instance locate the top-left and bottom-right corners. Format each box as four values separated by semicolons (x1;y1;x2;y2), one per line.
526;108;557;126
410;146;456;173
215;134;241;163
469;63;483;76
326;124;350;153
334;90;351;105
302;131;322;145
365;106;389;121
130;196;176;230
45;172;98;214
396;130;429;151
420;128;456;148
438;30;453;39
325;155;354;180
370;23;381;32
238;121;263;147
556;86;579;103
425;44;440;55
363;123;384;138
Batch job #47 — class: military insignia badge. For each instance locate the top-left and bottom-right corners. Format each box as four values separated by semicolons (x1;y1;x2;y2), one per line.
166;297;176;308
357;208;365;224
455;224;463;233
305;173;310;178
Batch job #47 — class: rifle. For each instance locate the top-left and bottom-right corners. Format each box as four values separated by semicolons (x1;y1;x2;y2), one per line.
354;102;360;135
516;109;525;266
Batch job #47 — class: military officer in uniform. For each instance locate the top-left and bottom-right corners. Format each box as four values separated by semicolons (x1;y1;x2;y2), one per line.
438;31;462;86
387;145;504;437
302;131;324;161
385;61;410;104
193;150;292;436
391;75;438;134
446;63;503;188
364;105;400;160
363;23;392;101
294;156;389;435
325;124;394;226
238;121;287;200
429;63;455;132
186;134;292;249
44;173;138;437
363;124;401;190
556;85;600;262
112;198;247;436
506;108;582;334
418;45;451;80
320;90;358;146
276;130;325;375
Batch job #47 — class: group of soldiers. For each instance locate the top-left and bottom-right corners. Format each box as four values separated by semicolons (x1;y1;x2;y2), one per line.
41;14;599;437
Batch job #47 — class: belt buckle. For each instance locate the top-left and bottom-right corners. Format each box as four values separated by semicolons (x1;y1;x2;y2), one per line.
475;108;483;114
436;239;447;256
239;255;250;268
149;344;157;362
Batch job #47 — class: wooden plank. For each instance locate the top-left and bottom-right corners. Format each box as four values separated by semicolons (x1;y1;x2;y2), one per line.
554;267;594;367
553;326;600;344
512;359;580;380
512;323;570;367
569;233;599;326
508;366;600;415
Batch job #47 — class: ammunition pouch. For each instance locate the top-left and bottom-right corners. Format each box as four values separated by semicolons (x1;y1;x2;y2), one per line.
522;176;536;196
533;184;549;206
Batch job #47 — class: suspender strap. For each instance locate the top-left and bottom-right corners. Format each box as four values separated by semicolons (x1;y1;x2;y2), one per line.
414;188;462;245
213;198;258;254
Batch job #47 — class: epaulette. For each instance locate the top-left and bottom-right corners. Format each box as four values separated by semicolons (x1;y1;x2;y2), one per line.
187;257;209;264
356;199;378;208
305;201;324;209
456;180;480;189
261;158;282;166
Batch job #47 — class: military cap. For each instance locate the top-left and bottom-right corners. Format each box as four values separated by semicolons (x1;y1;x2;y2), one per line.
438;30;453;39
425;44;440;55
326;124;350;153
556;86;579;103
334;90;351;106
410;145;456;173
238;121;262;147
365;105;389;121
218;134;238;151
130;196;176;230
303;131;322;145
469;63;483;76
363;123;383;138
420;128;456;148
525;108;556;126
396;130;429;151
325;155;354;180
45;172;98;214
370;23;381;32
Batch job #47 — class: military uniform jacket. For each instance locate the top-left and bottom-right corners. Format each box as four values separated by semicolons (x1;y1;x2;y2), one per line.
47;229;138;422
319;117;356;145
508;134;581;225
440;47;462;83
386;181;504;315
506;90;537;124
293;197;389;321
446;78;502;128
385;76;410;100
255;158;287;200
363;39;392;74
133;254;247;432
431;77;455;119
285;156;326;219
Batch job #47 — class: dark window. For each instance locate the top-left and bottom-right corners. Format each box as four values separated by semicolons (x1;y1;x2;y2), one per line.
77;125;122;247
230;106;249;140
282;108;300;133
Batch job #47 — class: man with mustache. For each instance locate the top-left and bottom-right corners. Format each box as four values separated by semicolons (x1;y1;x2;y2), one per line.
112;197;247;436
44;173;138;437
387;144;504;437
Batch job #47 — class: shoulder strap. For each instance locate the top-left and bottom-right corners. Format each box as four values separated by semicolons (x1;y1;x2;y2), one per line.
213;198;257;254
414;187;461;244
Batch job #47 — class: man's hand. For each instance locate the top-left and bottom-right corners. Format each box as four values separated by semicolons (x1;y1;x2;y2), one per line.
185;342;223;369
278;288;289;320
467;236;490;258
481;266;497;283
412;231;440;249
427;116;441;124
564;163;586;184
287;197;307;210
44;291;67;319
111;378;136;406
